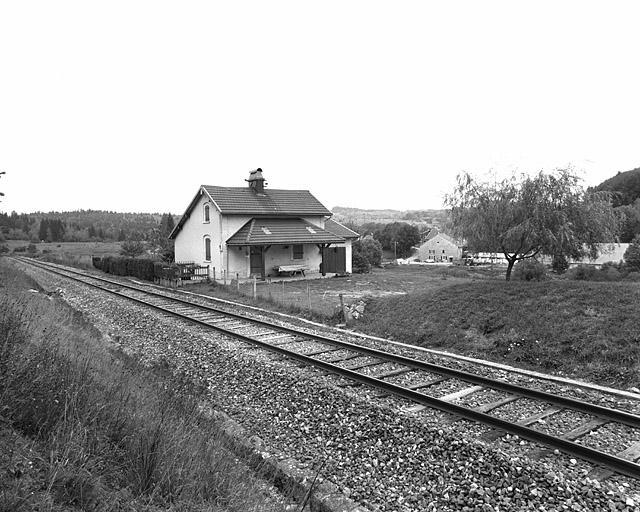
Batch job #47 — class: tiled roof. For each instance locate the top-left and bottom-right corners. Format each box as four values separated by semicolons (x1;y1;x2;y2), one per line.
226;218;345;246
203;186;332;216
324;218;360;239
422;229;461;246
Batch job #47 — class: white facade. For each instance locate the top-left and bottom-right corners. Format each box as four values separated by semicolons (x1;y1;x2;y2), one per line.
414;232;462;262
569;243;630;267
173;189;344;279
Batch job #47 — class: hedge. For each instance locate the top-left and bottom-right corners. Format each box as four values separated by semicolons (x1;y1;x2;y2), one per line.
92;256;178;282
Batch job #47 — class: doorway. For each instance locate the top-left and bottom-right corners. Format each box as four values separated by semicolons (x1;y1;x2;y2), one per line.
250;246;264;278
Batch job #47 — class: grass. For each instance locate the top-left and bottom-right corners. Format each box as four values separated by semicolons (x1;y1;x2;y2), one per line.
6;240;123;269
0;261;289;512
193;263;504;318
358;279;640;387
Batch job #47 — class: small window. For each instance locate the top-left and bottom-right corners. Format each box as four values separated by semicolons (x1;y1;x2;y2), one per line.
442;250;445;254
204;204;210;223
293;244;303;260
204;237;211;261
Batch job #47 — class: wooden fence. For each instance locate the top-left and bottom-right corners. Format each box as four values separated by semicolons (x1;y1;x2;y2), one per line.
154;262;210;287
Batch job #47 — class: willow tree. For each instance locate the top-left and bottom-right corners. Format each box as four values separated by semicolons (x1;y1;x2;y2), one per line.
445;169;619;280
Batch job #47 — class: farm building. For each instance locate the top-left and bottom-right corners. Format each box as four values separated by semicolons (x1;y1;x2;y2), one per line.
567;243;630;267
413;228;463;263
169;169;358;280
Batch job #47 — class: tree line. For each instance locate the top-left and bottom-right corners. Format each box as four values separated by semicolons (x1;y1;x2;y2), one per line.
0;210;176;245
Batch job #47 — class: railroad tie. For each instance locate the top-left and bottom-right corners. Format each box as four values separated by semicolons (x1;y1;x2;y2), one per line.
371;367;414;380
374;377;447;400
473;395;520;414
403;384;484;413
517;406;564;427
588;441;640;480
482;405;564;442
560;418;609;441
304;347;342;357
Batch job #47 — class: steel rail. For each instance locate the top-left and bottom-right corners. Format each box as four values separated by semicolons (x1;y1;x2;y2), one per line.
17;257;640;479
20;258;640;429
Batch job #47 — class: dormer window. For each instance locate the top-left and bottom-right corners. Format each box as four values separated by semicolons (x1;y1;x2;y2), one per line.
203;204;210;223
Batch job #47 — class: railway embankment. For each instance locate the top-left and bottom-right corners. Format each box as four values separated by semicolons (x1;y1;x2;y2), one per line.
9;258;640;511
358;280;640;390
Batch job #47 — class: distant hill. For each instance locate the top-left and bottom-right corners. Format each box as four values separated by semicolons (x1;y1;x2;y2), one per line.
593;167;640;207
332;206;449;228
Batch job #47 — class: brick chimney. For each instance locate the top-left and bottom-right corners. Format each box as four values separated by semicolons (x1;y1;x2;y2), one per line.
246;168;266;194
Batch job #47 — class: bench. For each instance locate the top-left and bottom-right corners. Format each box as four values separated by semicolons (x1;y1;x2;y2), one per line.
274;264;308;277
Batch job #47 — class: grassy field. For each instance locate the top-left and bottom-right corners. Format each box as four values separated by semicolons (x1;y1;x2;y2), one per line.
0;260;288;512
223;264;504;317
6;240;123;268
359;279;640;388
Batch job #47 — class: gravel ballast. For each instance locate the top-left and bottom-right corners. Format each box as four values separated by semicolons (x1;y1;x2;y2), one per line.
17;262;640;511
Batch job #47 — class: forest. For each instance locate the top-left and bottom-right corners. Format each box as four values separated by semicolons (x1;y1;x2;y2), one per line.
0;210;175;245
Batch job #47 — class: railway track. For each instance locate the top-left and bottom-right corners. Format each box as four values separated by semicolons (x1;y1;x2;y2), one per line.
16;257;640;480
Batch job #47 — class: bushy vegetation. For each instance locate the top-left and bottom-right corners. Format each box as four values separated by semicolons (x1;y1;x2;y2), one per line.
565;261;640;282
352;237;383;273
592;167;640;242
346;221;420;259
551;253;569;274
624;235;640;271
512;259;547;281
120;239;146;258
351;246;371;273
93;255;183;283
0;262;287;512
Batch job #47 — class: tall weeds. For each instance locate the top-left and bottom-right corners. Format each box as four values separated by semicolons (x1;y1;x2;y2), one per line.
0;263;288;512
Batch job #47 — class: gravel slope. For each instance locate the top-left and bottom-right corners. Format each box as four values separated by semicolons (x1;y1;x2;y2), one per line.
19;262;640;512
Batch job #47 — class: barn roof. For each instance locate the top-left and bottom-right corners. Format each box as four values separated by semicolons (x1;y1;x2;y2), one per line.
203;186;332;216
422;228;461;246
226;218;345;246
324;218;360;239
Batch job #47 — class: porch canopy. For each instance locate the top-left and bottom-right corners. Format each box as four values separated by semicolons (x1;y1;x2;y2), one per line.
226;217;345;246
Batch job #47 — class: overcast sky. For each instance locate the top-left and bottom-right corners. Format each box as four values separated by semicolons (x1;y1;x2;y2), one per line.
1;1;639;215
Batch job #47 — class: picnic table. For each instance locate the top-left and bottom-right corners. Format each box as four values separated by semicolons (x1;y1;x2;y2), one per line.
274;264;308;277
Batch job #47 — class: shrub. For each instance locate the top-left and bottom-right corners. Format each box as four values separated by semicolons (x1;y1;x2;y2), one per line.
93;256;180;282
120;240;145;258
0;244;8;254
567;264;596;281
624;235;640;272
512;259;547;281
551;254;569;274
566;263;624;281
352;245;371;273
93;255;155;281
352;237;382;273
359;237;383;267
13;245;27;253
